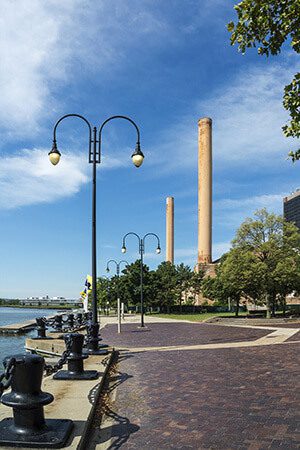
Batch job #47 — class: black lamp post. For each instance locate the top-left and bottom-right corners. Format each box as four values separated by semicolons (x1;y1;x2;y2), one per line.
106;260;129;326
49;114;144;352
102;275;110;315
106;259;129;294
121;233;161;327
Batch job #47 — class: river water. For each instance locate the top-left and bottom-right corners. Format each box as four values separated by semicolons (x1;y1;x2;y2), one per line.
0;307;58;363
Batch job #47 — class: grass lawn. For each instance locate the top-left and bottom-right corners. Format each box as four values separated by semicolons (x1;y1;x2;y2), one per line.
148;312;247;322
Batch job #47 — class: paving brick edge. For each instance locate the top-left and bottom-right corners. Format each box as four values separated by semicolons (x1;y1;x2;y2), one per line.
77;349;116;450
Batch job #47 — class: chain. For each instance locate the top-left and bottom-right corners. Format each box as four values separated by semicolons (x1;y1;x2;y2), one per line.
45;316;55;326
85;323;95;344
101;355;110;367
44;335;73;376
0;357;16;397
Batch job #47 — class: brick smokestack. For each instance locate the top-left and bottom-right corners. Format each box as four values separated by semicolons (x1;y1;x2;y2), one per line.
166;196;174;264
198;118;212;265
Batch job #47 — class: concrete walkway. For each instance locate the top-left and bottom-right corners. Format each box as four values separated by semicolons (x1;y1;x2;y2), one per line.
0;352;114;450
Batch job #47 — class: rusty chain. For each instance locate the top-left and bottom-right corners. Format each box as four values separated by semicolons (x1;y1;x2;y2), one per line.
0;357;16;397
44;334;73;376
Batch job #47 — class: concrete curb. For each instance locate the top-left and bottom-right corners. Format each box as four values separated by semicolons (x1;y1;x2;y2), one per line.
77;349;116;450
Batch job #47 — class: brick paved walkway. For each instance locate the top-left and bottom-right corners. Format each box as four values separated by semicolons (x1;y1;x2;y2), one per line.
94;323;300;449
101;322;269;349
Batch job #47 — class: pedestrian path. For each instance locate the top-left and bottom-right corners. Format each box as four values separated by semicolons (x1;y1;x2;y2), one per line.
92;321;300;449
126;326;300;353
100;319;300;353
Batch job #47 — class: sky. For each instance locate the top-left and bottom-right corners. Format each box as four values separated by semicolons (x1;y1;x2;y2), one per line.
0;0;299;298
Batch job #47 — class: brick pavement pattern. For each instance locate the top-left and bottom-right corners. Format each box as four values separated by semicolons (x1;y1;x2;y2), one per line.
101;322;269;348
287;331;300;342
99;323;300;449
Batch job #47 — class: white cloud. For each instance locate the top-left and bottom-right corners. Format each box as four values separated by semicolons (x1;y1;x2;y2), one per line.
150;58;298;173
216;193;284;212
214;192;285;233
0;0;233;142
0;145;132;209
0;149;89;209
171;243;231;266
202;64;297;164
212;242;231;259
0;0;75;134
0;0;174;139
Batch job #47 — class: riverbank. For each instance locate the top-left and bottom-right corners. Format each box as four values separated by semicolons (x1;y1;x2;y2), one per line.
0;304;73;310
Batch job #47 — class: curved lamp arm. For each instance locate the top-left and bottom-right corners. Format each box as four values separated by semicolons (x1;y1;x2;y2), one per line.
119;260;129;274
98;116;144;168
122;232;141;254
98;115;140;144
106;259;118;273
143;233;161;254
49;114;93;166
119;260;129;267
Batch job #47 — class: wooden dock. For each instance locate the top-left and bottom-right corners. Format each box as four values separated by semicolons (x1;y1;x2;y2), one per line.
0;315;56;334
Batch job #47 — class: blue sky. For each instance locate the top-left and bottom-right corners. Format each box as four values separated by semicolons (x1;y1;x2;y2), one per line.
0;0;298;298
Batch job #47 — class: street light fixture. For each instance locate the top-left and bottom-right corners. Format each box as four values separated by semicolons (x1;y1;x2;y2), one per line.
49;114;143;353
121;232;161;327
106;259;129;331
106;259;129;277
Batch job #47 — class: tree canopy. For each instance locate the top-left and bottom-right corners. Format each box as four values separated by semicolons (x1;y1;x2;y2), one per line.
96;259;204;313
95;211;300;317
228;0;300;161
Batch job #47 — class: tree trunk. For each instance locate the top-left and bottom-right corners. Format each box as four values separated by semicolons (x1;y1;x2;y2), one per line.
271;300;276;317
235;298;239;317
266;294;271;319
283;297;286;317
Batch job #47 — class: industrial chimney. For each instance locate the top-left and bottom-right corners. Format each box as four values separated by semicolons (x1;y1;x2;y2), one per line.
198;117;212;266
166;196;174;264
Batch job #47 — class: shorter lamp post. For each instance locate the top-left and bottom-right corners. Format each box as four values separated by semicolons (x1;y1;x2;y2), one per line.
121;233;161;327
100;275;110;316
106;260;128;333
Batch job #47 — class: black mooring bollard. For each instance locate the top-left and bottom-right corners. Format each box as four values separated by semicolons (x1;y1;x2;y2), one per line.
66;313;74;330
75;313;83;327
0;354;73;448
33;317;52;340
84;311;93;324
53;333;99;380
50;315;63;333
84;323;109;356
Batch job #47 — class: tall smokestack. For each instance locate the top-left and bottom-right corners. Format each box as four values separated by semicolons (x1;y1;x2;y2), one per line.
166;196;174;264
198;117;212;265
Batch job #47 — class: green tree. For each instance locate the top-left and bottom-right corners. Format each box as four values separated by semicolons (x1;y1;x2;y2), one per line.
96;277;111;311
144;270;161;309
217;249;261;316
232;208;300;317
175;263;193;312
228;0;300;161
118;259;150;308
155;262;178;312
201;274;229;307
189;270;205;305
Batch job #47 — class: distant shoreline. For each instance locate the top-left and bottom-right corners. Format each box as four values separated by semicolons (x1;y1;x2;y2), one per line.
0;304;73;310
